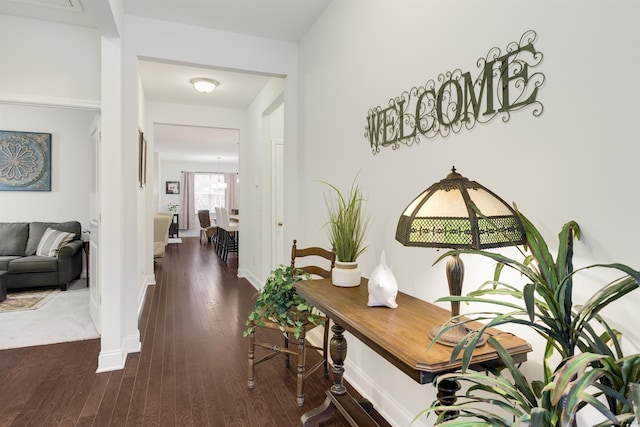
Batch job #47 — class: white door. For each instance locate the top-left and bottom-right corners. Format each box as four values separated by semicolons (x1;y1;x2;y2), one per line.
89;114;101;333
271;139;284;266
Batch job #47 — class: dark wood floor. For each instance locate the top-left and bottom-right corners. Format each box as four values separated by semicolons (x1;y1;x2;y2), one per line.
0;237;390;426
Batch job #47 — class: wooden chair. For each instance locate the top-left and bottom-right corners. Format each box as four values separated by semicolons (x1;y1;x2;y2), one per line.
197;210;217;244
247;240;335;406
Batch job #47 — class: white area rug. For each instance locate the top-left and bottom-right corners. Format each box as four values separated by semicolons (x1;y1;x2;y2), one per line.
168;237;182;244
0;279;99;350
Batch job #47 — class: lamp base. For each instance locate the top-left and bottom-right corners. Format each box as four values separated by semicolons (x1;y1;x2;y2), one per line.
428;321;487;347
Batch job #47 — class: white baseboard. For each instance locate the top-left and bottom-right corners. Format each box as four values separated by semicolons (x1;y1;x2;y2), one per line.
238;268;261;290
96;347;126;373
139;274;155;319
126;332;141;353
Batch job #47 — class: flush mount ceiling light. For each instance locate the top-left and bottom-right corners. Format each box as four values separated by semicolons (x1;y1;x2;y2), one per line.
190;78;219;94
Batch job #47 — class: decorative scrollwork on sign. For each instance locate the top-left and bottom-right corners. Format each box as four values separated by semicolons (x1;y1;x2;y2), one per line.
365;30;545;155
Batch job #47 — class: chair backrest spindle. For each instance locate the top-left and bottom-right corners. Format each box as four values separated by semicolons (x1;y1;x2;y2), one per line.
290;239;335;279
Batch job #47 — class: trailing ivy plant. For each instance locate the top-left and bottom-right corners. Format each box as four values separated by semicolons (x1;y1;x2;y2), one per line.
244;265;324;339
419;206;640;426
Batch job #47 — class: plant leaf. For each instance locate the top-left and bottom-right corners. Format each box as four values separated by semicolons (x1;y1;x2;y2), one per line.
523;282;536;322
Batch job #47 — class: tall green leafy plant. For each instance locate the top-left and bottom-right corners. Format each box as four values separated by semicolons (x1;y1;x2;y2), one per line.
322;176;370;263
419;207;640;426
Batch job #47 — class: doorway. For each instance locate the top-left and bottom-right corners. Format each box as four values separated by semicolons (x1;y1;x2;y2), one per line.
138;59;285;270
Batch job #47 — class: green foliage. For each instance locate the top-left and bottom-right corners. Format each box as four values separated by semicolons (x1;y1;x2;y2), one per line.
167;203;179;213
321;175;370;262
244;265;324;339
421;340;640;426
421;207;640;426
542;352;640;426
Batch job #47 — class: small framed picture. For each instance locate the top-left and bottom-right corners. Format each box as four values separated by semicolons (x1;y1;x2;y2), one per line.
166;181;180;194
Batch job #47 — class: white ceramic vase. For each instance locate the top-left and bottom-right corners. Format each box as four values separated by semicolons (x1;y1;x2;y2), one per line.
332;261;361;287
367;251;398;308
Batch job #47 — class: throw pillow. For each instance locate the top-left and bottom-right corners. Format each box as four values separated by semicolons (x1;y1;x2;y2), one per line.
36;228;75;257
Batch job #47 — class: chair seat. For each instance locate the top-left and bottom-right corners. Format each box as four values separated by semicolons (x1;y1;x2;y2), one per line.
221;223;238;233
250;314;326;335
247;314;329;406
201;225;216;237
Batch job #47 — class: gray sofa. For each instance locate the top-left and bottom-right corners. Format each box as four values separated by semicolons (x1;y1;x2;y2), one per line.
0;221;83;291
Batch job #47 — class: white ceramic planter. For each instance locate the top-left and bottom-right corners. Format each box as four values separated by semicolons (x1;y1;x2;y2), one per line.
332;261;361;287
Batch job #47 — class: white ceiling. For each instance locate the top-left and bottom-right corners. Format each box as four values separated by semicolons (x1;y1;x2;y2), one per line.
153;124;240;164
0;0;331;41
1;0;332;163
138;60;274;109
138;60;274;163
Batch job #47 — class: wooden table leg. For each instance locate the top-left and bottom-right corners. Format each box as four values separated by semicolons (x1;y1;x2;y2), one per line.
301;321;380;427
301;394;335;427
301;322;347;426
329;323;347;395
436;377;461;421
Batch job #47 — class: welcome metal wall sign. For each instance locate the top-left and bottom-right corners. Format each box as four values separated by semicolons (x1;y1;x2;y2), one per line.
365;30;545;155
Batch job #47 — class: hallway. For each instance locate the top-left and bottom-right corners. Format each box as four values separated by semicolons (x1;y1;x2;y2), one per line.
0;236;386;426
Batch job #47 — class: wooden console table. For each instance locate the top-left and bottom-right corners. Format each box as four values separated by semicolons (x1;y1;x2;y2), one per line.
295;278;531;426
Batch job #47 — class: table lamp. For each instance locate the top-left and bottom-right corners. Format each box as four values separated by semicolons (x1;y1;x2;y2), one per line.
395;167;525;346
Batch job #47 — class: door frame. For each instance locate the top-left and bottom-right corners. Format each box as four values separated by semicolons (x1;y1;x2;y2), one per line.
271;138;284;267
89;113;101;334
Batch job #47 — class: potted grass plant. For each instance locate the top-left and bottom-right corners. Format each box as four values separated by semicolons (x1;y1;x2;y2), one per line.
322;176;370;287
417;206;640;426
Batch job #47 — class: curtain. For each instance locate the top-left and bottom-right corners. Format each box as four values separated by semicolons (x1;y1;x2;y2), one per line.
180;172;196;230
225;173;238;212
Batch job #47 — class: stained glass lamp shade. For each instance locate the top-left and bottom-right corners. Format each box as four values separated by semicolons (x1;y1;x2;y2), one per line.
395;167;525;346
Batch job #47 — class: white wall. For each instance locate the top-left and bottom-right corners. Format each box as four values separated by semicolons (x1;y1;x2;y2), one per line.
7;3;637;424
146;100;244;214
158;159;238;222
0;13;99;227
126;18;300;288
119;15;300;370
0;104;93;226
298;1;640;425
240;77;286;283
0;14;100;106
270;102;284;140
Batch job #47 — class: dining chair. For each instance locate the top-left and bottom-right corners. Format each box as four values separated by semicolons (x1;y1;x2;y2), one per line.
218;207;238;262
197;210;217;244
214;207;224;257
247;239;335;406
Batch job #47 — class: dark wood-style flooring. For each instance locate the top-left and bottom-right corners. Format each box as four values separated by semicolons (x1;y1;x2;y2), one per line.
0;236;390;426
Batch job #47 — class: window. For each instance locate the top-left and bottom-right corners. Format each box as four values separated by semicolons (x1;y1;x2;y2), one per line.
194;173;226;213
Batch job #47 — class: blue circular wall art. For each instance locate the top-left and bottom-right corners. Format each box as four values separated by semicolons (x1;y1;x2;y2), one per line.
0;130;52;191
